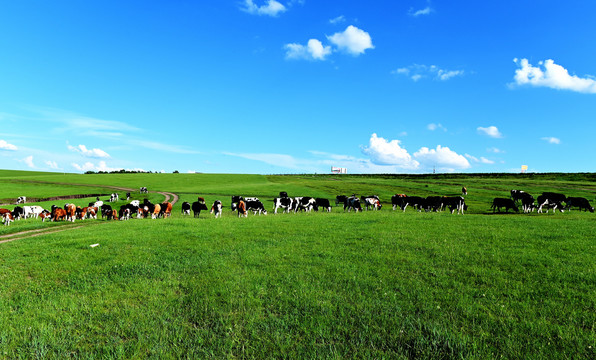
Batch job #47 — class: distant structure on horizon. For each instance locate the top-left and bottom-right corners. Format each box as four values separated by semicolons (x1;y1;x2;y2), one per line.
521;165;528;173
331;167;347;174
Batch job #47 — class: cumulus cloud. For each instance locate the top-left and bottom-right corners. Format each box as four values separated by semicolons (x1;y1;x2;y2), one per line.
477;126;503;138
329;15;345;24
45;160;59;169
512;58;596;93
360;133;419;169
72;161;123;173
465;154;495;164
241;0;286;16
541;136;561;144
327;25;374;56
23;155;35;168
67;144;111;158
414;146;470;170
427;123;447;131
284;39;331;61
0;139;17;151
392;64;464;81
409;6;433;17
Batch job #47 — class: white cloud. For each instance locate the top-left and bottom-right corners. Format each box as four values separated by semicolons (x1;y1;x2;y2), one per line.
409;6;433;17
392;64;464;81
71;161;123;173
327;25;374;56
427;123;446;131
67;144;111;158
23;155;35;168
512;58;596;93
0;139;17;151
360;133;419;169
487;147;504;153
477;126;503;138
414;146;470;171
284;39;331;61
541;136;561;144
329;15;345;24
242;0;286;16
465;154;495;164
45;160;59;169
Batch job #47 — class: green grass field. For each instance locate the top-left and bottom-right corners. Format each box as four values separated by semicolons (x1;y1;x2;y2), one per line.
0;171;594;358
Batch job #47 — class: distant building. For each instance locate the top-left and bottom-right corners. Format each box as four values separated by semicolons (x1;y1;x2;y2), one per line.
331;167;347;174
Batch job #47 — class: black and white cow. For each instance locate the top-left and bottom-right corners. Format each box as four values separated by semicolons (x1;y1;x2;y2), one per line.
100;204;113;219
520;193;536;213
511;190;531;204
140;187;148;194
295;197;318;212
12;206;24;220
16;196;26;204
210;200;223;218
192;201;209;218
231;196;259;211
109;193;119;202
344;196;362;212
279;191;288;198
397;196;425;212
422;196;444;212
119;203;139;220
246;199;268;215
273;197;294;214
315;198;332;212
537;194;565;214
181;201;191;215
126;192;131;200
23;205;44;219
443;196;467;214
491;198;519;213
565;197;594;213
391;194;407;210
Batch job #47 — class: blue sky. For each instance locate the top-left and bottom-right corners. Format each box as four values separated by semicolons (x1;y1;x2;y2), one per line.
1;1;595;174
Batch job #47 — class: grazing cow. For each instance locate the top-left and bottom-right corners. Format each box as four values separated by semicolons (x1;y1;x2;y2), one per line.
181;201;191;215
335;195;348;206
23;205;44;219
12;206;25;220
3;212;14;226
442;196;467;215
100;204;113;219
119;204;139;220
537;194;565;214
565;197;594;213
510;190;533;204
520;194;536;213
105;209;118;220
391;194;407;210
109;193;119;202
423;196;444;212
273;197;294;214
39;209;52;222
541;192;567;203
151;204;161;219
210;200;223;218
140;187;148;194
0;209;11;219
192;201;209;218
16;196;26;204
295;197;318;212
397;196;425;212
246;199;268;215
279;191;288;198
160;202;173;218
64;204;77;222
87;207;98;220
462;187;467;196
237;200;247;218
491;198;519;213
51;207;67;221
231;196;259;211
315;198;332;212
361;196;381;211
130;200;140;207
126;192;131;200
344;196;362;212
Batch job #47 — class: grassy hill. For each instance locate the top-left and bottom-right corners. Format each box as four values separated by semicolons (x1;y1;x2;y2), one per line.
0;171;594;358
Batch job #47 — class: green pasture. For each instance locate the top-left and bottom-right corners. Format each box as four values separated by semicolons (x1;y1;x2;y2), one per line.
0;171;594;358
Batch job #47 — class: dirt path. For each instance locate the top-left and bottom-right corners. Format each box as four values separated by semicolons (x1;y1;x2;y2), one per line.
0;224;89;245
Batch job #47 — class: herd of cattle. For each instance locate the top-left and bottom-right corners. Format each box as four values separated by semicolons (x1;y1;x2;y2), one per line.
1;188;594;226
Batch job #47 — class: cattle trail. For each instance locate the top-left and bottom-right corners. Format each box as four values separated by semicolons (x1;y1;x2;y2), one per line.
0;224;89;245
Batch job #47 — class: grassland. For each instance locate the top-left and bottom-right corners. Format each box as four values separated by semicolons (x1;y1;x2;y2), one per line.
0;171;594;359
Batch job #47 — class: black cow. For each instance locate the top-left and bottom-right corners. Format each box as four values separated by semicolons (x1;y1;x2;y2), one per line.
491;198;519;213
397;196;425;212
181;201;191;215
443;196;467;214
192;201;209;218
315;198;332;212
336;195;348;206
541;192;567;203
510;189;529;203
12;206;24;220
246;199;268;215
565;197;594;213
100;204;113;219
520;193;536;213
423;196;443;212
119;203;139;220
126;192;131;200
279;191;288;198
273;197;294;214
391;194;407;210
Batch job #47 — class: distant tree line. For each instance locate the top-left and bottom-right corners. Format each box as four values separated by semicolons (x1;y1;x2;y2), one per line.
84;170;181;174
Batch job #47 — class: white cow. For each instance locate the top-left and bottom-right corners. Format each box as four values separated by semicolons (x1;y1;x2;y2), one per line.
16;196;26;204
23;205;44;219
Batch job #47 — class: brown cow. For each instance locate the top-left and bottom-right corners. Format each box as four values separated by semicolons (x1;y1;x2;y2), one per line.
237;200;247;218
65;203;76;222
52;208;67;221
3;212;14;226
160;202;173;218
106;209;118;220
87;207;98;219
151;204;161;219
